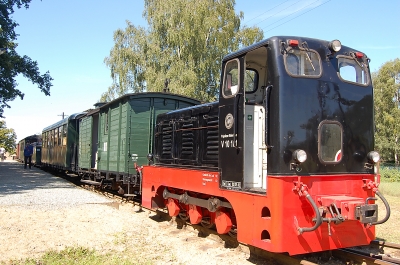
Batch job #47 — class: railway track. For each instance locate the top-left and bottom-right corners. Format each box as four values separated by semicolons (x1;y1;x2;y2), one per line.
59;172;398;265
331;241;400;265
76;183;317;265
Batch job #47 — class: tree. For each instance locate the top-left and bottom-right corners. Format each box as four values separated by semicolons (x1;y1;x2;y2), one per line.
102;0;263;102
0;0;53;117
373;58;400;163
0;119;16;153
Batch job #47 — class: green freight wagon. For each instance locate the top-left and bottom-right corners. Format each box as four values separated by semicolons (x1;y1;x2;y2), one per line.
41;113;86;171
78;92;200;196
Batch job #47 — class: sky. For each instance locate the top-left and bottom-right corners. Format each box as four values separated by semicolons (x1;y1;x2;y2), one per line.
2;0;400;142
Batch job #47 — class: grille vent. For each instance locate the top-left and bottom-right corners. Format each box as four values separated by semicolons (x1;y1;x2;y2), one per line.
181;122;194;156
206;116;219;157
161;124;173;156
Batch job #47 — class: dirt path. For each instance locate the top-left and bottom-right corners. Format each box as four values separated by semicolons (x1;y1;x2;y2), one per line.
0;161;267;264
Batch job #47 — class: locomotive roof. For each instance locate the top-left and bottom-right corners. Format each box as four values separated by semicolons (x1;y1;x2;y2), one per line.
222;36;366;62
42;112;86;132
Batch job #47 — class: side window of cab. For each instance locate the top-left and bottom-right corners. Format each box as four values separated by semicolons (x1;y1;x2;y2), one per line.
244;68;258;93
223;59;240;98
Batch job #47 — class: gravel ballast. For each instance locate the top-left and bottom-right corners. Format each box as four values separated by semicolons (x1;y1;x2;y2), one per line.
0;161;269;264
0;162;113;210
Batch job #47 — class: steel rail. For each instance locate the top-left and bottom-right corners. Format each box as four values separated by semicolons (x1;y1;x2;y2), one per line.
333;248;400;265
371;240;400;250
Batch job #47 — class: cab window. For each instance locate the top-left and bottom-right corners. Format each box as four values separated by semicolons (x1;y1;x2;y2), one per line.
223;60;239;97
338;57;368;85
244;69;258;93
285;48;321;77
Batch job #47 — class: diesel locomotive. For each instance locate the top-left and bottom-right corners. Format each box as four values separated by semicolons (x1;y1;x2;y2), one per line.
29;36;390;255
142;36;391;255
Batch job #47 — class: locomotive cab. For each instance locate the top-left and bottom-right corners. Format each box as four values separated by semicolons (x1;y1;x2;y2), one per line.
219;42;269;192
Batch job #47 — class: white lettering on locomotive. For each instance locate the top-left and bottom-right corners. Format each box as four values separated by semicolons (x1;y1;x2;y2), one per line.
220;139;237;148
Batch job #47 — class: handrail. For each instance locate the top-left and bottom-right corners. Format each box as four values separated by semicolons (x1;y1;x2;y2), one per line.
297;193;323;234
264;85;273;149
233;93;242;151
371;190;391;225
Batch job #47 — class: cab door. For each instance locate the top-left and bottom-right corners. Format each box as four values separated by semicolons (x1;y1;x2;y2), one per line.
218;57;245;190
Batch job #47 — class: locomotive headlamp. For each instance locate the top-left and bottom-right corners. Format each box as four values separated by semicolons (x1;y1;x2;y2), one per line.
367;151;380;164
293;149;307;164
147;153;154;161
329;40;341;52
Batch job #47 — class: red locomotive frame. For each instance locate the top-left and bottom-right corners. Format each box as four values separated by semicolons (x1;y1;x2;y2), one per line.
143;166;387;255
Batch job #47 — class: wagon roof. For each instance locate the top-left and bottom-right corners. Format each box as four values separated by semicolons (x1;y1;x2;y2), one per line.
42;112;86;132
94;92;201;111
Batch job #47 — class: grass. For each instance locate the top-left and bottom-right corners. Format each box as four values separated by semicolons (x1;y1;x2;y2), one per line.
378;181;400;197
376;193;400;244
375;168;400;243
379;166;400;196
2;247;147;265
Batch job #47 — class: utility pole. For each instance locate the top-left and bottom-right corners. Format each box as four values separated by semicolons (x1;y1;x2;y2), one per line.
58;112;68;119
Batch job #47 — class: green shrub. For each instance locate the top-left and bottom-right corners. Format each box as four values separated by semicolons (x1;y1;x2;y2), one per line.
379;167;400;182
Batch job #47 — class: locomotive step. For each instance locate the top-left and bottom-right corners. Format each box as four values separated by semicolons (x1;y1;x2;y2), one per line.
80;179;102;186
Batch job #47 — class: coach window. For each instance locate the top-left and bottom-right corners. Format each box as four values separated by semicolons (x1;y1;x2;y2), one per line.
338;57;368;85
223;59;240;97
318;121;343;164
50;130;54;147
58;126;63;146
284;48;321;77
62;125;67;146
42;133;46;148
54;128;58;146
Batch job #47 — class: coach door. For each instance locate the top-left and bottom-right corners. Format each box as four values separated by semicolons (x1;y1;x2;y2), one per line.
219;57;245;191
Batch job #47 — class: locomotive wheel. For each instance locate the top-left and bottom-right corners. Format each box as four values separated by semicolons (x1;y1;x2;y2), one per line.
178;211;189;221
228;228;237;239
200;217;215;229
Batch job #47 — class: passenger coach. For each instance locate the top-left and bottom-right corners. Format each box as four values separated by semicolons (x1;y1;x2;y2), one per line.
17;134;42;166
41;113;85;171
